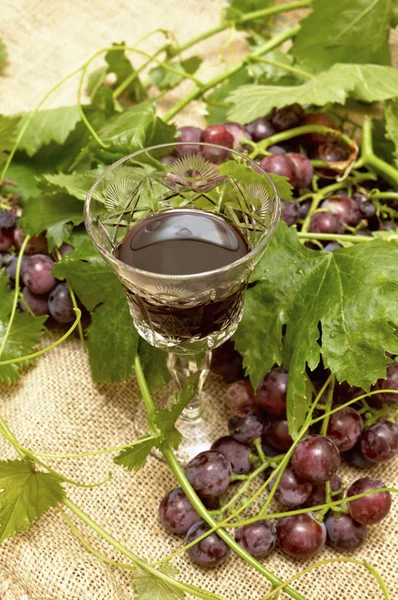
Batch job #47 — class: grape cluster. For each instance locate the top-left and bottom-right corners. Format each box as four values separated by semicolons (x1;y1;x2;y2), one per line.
158;362;397;567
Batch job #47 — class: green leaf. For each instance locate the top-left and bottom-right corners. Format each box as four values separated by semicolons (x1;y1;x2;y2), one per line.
219;160;293;201
372;117;396;165
384;99;398;168
0;459;65;541
224;0;274;31
134;563;184;600
149;56;202;91
235;222;398;437
292;0;392;72
138;340;170;393
113;437;156;472
0;115;21;153
2;161;43;198
39;170;102;201
105;45;146;102
86;66;108;97
227;64;398;123
0;38;7;68
206;69;251;124
17;106;81;157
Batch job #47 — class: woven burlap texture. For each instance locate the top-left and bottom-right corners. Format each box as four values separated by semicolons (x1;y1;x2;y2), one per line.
1;1;398;599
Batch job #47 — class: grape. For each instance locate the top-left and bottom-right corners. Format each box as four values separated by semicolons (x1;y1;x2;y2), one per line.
223;122;251;152
0;231;13;251
186;521;230;567
4;254;27;281
300;112;335;146
185;451;231;498
246;117;276;142
312;141;350;163
228;409;264;443
256;367;288;416
309;212;345;234
51;243;73;261
19;287;49;316
286;153;313;188
175;126;203;156
375;363;398;403
268;144;287;155
0;209;18;231
261;438;281;458
304;473;343;508
325;514;367;551
360;421;398;463
226;379;255;414
235;521;276;558
259;155;296;187
263;418;293;451
21;254;57;295
48;283;75;323
200;125;234;163
281;200;300;226
292;435;340;483
359;201;376;219
271;104;304;131
211;340;245;383
347;477;391;525
14;228;48;255
326;407;363;451
320;196;362;227
299;199;311;220
342;443;376;470
269;466;312;508
158;487;200;534
211;436;251;475
276;513;326;558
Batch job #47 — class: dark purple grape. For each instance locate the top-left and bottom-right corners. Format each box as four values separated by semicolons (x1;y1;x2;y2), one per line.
175;126;202;156
326;408;363;452
292;435;340;483
158;487;200;534
299;199;311;220
269;466;312;508
375;363;398;404
246;117;276;142
259;155;296;187
200;125;234;163
228;409;264;443
256;368;288;416
281;200;300;226
360;421;398;463
271;104;304;131
48;283;75;323
325;513;367;551
261;437;281;458
359;201;376;219
223;122;251;152
263;418;293;451
309;212;345;234
0;231;13;252
4;254;28;281
13;228;48;255
51;243;73;261
312;141;350;163
300;112;335;147
286;153;313;189
19;286;49;316
235;520;276;558
0;209;18;231
21;254;56;295
320;196;361;227
268;144;287;155
186;521;230;567
185;451;231;498
276;513;326;558
347;477;391;525
211;436;251;475
211;340;245;383
342;443;376;470
303;473;343;508
226;379;255;414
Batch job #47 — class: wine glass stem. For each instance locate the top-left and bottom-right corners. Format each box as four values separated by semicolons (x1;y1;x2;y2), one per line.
167;350;211;421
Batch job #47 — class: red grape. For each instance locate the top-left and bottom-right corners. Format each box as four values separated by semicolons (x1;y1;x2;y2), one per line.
347;477;391;525
342;443;376;470
223;122;251;152
186;521;230;567
246;117;276;142
0;209;18;231
256;367;288;416
326;407;363;451
309;212;345;234
226;379;255;414
303;473;343;508
269;465;312;508
300;112;335;146
375;363;398;404
228;409;264;443
48;283;75;323
276;513;326;558
21;254;57;295
360;420;398;463
175;126;202;156
320;196;362;227
235;520;276;558
286;152;313;188
14;228;48;255
292;435;340;483
211;436;251;475
259;155;296;187
4;254;27;281
158;487;200;534
263;418;293;451
200;125;233;163
185;451;231;498
281;200;300;226
325;513;367;551
19;286;49;316
271;104;304;131
0;231;13;251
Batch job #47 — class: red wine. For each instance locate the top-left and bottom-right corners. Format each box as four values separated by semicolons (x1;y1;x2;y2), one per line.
116;209;249;341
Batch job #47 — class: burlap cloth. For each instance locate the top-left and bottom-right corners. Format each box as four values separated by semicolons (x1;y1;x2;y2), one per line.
1;2;398;599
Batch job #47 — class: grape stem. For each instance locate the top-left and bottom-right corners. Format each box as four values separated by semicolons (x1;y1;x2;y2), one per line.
297;232;371;244
361;118;398;186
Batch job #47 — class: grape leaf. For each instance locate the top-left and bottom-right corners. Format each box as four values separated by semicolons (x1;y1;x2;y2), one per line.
372;117;396;165
138;339;170;393
0;115;21;153
2;162;43;198
0;38;7;68
39;170;102;201
227;64;398;123
224;0;274;31
292;0;392;71
219;160;293;201
105;45;146;102
206;69;251;124
133;563;184;600
384;99;398;168
17;106;81;157
149;56;202;91
234;222;398;437
0;459;65;541
113;437;155;472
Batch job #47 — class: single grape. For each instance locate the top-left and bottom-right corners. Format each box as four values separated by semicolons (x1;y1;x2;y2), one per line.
312;141;350;163
211;340;245;383
235;521;276;558
268;144;287;154
186;521;230;567
360;421;398;463
4;254;28;281
51;243;73;261
286;153;313;188
246;117;276;142
292;435;340;483
304;473;343;508
342;443;376;470
0;232;13;252
175;126;203;156
347;477;391;525
359;201;376;219
48;283;75;323
19;286;49;316
13;228;48;255
276;513;326;558
320;196;362;227
223;122;251;152
228;409;264;443
158;487;200;534
299;199;311;220
259;155;296;187
269;466;312;508
375;363;398;404
263;418;293;451
211;436;251;475
21;254;57;295
271;104;304;131
226;379;256;414
261;437;281;458
326;407;363;452
325;513;367;551
300;112;335;146
309;212;345;235
185;451;232;498
256;367;288;416
281;200;300;226
200;125;234;163
0;209;18;231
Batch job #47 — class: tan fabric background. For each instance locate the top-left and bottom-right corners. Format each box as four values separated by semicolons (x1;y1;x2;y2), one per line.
0;1;398;599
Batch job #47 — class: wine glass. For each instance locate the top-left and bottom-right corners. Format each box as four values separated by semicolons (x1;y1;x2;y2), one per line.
84;142;280;464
